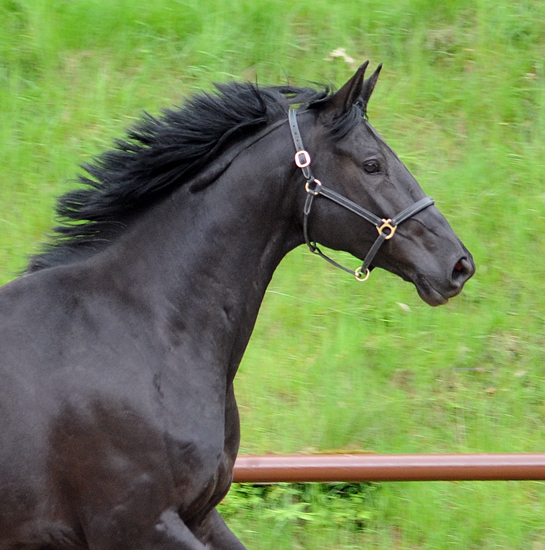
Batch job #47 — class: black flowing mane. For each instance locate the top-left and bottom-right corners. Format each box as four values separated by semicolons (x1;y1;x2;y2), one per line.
26;81;361;273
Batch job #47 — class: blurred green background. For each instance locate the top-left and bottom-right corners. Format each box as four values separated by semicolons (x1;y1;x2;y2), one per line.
2;0;545;547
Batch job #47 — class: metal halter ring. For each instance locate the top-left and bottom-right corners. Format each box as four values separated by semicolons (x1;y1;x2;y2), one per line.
354;267;371;282
377;219;397;240
305;179;322;195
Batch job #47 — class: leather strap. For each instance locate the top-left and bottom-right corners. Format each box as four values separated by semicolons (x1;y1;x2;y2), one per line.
289;108;434;281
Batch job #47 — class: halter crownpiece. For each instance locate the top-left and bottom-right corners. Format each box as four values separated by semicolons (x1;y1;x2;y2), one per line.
288;108;435;281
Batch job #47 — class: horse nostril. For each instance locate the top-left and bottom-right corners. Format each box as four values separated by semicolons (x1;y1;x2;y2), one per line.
452;257;474;282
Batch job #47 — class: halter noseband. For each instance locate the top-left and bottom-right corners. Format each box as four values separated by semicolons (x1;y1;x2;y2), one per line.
288;108;435;281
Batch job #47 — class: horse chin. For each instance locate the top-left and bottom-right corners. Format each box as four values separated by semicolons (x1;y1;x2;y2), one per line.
414;281;449;307
379;265;451;306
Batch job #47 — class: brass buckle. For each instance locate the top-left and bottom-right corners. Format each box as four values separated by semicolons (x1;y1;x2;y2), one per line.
377;219;397;240
295;150;311;168
354;267;370;282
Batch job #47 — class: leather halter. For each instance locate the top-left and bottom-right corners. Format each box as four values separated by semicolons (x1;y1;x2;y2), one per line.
288;108;435;281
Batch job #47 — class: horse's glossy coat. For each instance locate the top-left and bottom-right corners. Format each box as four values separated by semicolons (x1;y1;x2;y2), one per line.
0;64;474;549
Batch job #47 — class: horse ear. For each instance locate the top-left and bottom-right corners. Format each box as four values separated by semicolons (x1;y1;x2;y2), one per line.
360;63;383;109
326;61;369;114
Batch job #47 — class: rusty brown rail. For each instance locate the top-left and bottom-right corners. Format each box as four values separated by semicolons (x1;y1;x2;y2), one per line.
233;454;545;483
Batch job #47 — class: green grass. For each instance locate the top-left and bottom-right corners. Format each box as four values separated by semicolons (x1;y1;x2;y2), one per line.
2;0;545;547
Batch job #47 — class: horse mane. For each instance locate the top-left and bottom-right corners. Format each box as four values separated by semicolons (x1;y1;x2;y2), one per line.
26;80;359;273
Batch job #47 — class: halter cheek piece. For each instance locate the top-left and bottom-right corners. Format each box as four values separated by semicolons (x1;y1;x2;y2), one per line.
288;108;435;281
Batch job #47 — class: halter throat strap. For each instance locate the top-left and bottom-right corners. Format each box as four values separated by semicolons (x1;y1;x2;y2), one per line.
288;108;435;281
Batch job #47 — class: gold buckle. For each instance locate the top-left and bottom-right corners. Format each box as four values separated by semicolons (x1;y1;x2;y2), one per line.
377;219;397;240
295;150;311;168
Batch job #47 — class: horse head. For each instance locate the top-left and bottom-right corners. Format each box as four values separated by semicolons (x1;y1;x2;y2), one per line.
291;62;475;306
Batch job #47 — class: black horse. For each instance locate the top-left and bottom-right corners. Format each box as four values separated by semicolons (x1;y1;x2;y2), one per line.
0;63;474;549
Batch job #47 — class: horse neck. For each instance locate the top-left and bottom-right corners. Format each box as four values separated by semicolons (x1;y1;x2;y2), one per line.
96;126;301;379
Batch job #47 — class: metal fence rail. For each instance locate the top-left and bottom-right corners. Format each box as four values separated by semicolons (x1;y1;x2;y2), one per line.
233;454;545;483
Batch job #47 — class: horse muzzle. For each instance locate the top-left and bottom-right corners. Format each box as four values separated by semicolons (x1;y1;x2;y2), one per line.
412;252;475;306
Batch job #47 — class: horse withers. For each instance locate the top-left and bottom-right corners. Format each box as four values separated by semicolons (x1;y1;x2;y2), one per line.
0;63;474;549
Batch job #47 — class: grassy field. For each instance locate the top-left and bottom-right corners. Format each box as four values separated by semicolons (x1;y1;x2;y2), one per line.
2;0;545;547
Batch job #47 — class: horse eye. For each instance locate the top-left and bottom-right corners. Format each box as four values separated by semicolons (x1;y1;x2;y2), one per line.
363;160;380;174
